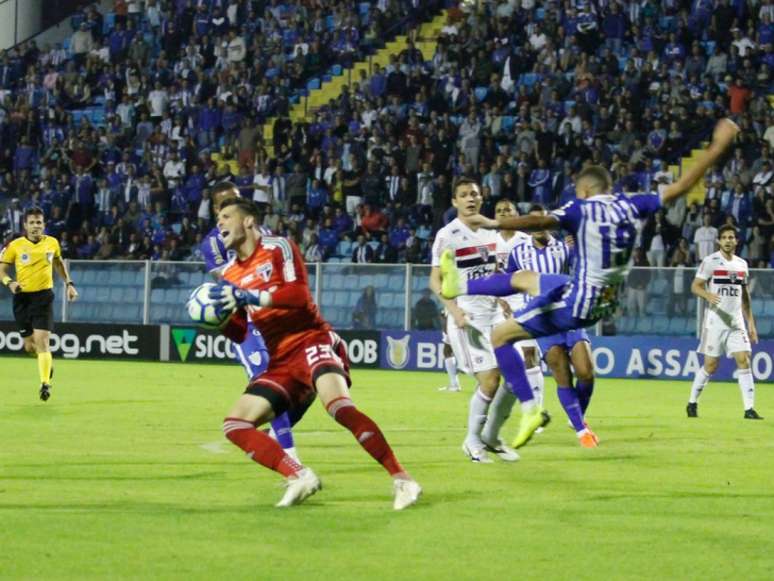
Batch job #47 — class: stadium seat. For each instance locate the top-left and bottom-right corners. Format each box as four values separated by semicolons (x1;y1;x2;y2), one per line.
652;316;669;333
331;64;343;76
618;316;635;334
500;115;515;133
757;319;772;336
474;87;488;103
333;290;348;307
306;78;321;92
764;300;774;316
387;275;403;292
635;318;652;333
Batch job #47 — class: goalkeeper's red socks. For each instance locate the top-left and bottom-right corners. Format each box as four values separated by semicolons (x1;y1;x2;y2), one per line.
326;397;408;479
223;417;302;478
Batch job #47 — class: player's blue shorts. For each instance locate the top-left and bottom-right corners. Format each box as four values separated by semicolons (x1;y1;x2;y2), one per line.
513;274;595;339
537;328;590;358
233;321;270;380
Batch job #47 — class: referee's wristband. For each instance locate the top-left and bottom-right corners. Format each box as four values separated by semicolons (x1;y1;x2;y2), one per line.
2;275;11;286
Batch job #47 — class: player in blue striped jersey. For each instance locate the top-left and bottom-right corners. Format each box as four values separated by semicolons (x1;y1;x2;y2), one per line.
440;118;740;450
201;182;300;461
507;205;598;447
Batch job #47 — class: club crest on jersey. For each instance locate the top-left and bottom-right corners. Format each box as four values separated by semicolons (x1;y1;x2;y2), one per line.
477;246;489;261
728;272;738;283
256;262;273;282
20;253;30;264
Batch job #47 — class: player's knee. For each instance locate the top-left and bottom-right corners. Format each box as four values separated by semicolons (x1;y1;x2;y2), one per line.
704;360;719;375
575;370;594;383
735;353;751;369
23;342;36;354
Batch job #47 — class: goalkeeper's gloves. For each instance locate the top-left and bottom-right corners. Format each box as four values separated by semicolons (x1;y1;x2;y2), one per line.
208;282;270;311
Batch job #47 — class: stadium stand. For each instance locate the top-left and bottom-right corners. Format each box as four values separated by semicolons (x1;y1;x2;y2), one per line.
0;0;773;331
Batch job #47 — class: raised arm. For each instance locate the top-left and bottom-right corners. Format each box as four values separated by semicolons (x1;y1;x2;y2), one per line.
467;213;560;232
661;119;740;206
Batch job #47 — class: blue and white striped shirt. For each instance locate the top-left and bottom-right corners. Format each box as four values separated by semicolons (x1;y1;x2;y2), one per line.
505;236;572;311
550;192;661;319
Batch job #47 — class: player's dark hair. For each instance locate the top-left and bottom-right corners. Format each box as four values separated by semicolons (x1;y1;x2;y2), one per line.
528;203;546;214
220;197;261;221
452;176;480;198
718;224;738;238
210;181;240;198
23;206;44;221
576;165;612;193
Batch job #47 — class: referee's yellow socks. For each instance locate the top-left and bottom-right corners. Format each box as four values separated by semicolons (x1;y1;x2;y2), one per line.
37;352;53;385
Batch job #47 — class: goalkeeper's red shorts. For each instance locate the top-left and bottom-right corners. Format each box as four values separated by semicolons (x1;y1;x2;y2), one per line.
245;330;350;414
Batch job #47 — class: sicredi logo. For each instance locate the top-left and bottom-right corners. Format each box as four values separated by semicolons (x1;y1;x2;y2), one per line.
172;328;197;362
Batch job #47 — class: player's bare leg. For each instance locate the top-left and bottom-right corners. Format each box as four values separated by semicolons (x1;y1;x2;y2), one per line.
222;393;319;507
490;319;550;449
315;372;421;510
687;356;719;418
32;329;52;402
733;351;763;419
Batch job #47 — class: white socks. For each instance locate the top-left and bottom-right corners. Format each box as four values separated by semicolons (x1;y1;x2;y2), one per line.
481;385;517;445
689;367;711;404
445;356;459;388
466;387;492;447
527;366;544;407
738;368;755;410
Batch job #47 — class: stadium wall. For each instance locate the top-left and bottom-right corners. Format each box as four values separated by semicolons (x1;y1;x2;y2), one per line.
1;323;771;382
0;0;43;50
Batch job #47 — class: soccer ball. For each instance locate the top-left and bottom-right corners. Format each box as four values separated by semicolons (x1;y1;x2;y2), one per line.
186;283;229;328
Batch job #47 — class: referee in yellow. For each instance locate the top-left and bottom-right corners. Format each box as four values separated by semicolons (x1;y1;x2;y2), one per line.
0;207;78;401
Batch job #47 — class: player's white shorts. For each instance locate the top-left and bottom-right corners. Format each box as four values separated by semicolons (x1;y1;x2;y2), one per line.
698;325;751;358
446;312;504;374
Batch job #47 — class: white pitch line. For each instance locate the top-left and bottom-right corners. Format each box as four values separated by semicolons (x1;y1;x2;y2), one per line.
199;441;229;454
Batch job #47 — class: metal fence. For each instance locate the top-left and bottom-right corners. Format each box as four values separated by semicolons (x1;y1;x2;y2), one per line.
1;261;773;338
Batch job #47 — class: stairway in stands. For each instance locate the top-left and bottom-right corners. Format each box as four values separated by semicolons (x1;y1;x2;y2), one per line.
262;10;448;157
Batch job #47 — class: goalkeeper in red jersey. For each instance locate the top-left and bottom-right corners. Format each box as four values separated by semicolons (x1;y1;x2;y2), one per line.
209;198;421;510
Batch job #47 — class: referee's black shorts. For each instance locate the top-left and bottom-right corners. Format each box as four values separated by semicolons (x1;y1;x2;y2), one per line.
13;289;55;337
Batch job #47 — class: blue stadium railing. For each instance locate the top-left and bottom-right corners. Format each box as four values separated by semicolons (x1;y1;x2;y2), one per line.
0;262;772;337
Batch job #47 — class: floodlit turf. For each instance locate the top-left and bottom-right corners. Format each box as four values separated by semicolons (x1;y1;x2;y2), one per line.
1;357;773;580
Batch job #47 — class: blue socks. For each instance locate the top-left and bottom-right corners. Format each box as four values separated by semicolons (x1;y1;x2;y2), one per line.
576;380;594;415
494;343;535;408
557;387;585;432
270;413;295;450
467;273;515;297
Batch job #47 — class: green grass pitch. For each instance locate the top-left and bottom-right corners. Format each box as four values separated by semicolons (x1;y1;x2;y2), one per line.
1;357;773;580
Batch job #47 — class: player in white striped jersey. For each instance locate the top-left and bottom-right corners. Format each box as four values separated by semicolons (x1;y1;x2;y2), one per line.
508;205;598;447
440;119;740;450
481;200;546;446
430;179;521;463
687;225;762;419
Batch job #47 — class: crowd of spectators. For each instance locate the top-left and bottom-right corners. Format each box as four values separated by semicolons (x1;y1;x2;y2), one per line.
0;0;773;272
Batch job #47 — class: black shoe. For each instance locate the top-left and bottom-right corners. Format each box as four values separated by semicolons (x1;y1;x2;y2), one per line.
686;402;698;418
40;383;51;402
744;408;763;420
540;410;552;428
